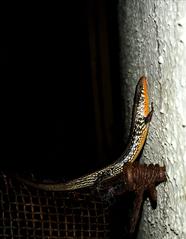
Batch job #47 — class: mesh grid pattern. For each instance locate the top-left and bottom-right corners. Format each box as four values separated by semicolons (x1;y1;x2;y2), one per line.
0;172;110;239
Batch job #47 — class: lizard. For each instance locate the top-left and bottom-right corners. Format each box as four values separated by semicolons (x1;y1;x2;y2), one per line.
16;76;153;191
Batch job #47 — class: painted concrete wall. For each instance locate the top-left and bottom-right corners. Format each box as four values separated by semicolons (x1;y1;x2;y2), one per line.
118;0;186;238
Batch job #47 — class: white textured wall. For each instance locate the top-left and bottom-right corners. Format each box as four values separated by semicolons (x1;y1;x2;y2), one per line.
118;0;186;238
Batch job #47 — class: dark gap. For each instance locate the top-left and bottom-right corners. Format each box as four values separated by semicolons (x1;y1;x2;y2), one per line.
8;0;124;180
0;48;8;64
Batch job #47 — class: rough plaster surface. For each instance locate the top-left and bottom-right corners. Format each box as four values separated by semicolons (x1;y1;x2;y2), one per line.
118;0;186;238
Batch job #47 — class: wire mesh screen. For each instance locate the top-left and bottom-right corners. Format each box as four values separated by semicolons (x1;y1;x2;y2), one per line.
0;172;110;239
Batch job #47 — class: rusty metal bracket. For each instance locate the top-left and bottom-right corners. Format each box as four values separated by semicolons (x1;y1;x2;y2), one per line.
121;163;166;235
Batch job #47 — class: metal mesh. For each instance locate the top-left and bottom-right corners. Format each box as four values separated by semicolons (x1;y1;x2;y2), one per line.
0;172;110;239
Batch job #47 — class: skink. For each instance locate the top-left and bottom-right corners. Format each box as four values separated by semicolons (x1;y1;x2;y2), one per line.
16;76;153;191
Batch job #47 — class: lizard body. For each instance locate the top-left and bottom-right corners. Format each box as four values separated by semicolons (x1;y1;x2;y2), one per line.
16;76;153;191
